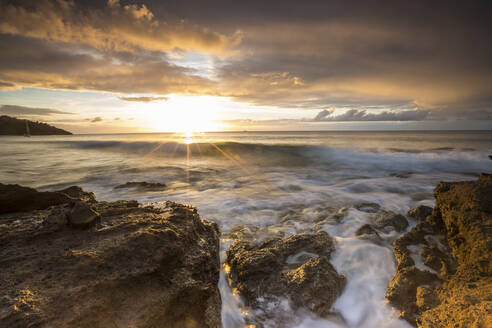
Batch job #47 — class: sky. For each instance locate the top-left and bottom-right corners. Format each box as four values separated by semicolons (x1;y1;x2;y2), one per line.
0;0;491;133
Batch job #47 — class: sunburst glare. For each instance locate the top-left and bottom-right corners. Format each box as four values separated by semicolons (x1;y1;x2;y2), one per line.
142;95;227;133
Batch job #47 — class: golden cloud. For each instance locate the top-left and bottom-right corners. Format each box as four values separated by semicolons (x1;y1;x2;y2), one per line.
0;0;241;56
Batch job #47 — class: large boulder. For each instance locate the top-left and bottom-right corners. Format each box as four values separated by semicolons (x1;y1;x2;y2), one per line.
226;232;346;318
0;184;98;215
0;186;221;328
0;184;72;214
386;174;492;327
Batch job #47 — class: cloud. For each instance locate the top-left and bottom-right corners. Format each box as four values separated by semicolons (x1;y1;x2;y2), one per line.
90;116;103;122
0;0;491;123
0;81;17;89
118;96;169;103
0;34;215;95
0;0;240;56
312;109;430;122
313;108;335;121
210;1;492;119
0;104;72;116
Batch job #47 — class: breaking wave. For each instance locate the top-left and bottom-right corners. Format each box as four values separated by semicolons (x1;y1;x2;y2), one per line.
52;139;491;174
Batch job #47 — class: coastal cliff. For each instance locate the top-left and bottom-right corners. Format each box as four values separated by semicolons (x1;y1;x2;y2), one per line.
0;115;72;135
386;174;492;327
0;184;221;328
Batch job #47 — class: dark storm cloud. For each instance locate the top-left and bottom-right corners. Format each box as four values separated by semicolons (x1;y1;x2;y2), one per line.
0;104;73;116
1;0;491;121
213;7;492;114
119;96;169;103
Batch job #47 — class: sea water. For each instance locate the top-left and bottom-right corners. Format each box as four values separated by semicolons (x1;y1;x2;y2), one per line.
1;131;491;327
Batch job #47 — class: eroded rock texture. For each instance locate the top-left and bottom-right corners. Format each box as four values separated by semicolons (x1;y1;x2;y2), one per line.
0;185;221;328
386;174;492;327
226;231;346;319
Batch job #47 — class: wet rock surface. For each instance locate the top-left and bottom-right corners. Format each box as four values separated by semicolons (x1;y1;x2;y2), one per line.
0;185;221;328
386;174;492;327
226;231;346;321
373;210;409;232
351;208;409;242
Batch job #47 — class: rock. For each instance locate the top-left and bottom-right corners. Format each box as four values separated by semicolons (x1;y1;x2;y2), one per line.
226;232;346;318
0;184;72;214
406;205;433;221
415;286;439;311
386;174;492;327
354;202;381;213
386;266;440;323
67;201;100;228
374;210;409;232
114;181;167;191
0;186;221;328
286;257;346;316
354;223;381;240
58;186;96;203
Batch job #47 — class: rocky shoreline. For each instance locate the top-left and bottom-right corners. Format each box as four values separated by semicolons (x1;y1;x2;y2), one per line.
1;174;491;327
0;184;221;328
386;173;491;327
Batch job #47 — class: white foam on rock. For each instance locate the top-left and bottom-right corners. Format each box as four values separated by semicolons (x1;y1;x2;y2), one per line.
407;244;438;274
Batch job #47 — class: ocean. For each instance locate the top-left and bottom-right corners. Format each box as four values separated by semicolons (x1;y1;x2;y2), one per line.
1;131;491;327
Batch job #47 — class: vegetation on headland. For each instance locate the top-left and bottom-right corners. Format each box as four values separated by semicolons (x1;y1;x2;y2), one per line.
0;115;72;135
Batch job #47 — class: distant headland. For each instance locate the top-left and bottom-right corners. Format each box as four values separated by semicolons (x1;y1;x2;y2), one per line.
0;115;72;135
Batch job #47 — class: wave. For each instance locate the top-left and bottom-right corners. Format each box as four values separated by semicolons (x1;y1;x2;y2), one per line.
49;140;491;174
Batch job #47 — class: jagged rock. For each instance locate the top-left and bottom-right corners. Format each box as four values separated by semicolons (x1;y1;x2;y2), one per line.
386;174;492;327
406;205;433;221
353;209;409;241
386;266;440;323
67;201;100;228
374;210;409;232
226;232;346;317
354;223;381;241
114;181;167;191
0;186;221;328
0;184;72;214
286;257;346;316
58;186;96;203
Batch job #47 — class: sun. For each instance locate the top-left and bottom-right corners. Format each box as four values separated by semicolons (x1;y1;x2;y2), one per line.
141;95;227;132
